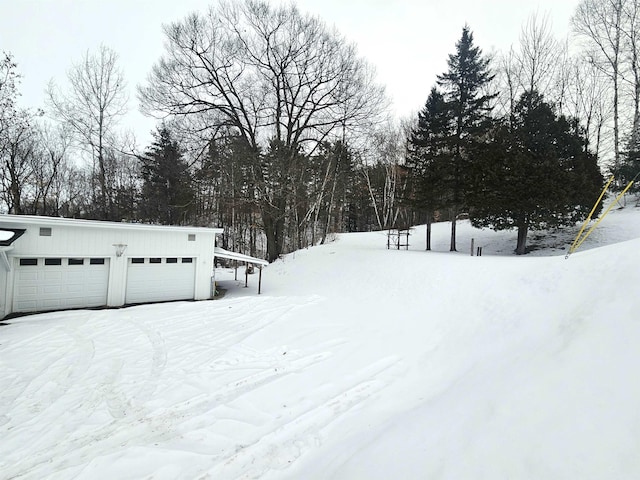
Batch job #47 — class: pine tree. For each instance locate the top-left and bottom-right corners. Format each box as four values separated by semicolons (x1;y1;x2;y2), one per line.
470;90;604;254
406;87;452;250
435;25;496;251
139;125;194;225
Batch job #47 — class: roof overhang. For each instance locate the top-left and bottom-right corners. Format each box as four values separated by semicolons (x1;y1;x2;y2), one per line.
0;215;223;235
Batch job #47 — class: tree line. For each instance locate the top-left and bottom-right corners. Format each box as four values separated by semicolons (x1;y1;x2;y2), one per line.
1;0;639;259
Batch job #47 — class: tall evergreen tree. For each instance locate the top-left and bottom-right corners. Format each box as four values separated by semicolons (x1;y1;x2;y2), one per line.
435;25;496;251
139;125;194;225
470;90;604;254
406;87;452;250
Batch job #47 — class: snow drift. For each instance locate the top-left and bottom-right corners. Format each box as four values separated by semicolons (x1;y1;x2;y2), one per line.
1;206;640;479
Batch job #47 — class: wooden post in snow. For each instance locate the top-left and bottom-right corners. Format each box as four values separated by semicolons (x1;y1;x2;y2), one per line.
471;238;475;256
258;265;262;294
244;261;248;287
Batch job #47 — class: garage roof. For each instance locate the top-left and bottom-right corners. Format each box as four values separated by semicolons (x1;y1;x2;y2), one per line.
0;215;223;235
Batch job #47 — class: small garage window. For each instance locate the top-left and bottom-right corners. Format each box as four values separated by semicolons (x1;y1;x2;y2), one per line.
90;258;105;265
131;258;145;264
188;234;196;241
182;257;193;263
39;227;52;237
166;257;178;264
68;258;84;265
19;258;38;266
150;258;162;264
45;258;62;266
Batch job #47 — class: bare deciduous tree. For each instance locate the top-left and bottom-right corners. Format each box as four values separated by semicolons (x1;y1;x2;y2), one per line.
572;0;624;171
359;124;409;231
495;12;563;121
139;0;387;261
0;111;35;214
494;47;523;121
47;45;128;219
564;56;613;157
0;55;42;214
518;13;562;97
26;121;70;215
0;52;19;149
621;0;640;141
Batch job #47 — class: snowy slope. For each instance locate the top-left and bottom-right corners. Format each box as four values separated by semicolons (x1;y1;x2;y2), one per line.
1;204;640;479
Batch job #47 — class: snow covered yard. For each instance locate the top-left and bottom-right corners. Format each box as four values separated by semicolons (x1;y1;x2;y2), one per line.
2;204;640;479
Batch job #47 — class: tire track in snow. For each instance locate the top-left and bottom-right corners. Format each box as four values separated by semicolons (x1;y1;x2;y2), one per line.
163;350;334;423
0;325;95;426
201;356;401;480
159;296;324;383
2;349;333;480
109;317;169;414
1;296;324;480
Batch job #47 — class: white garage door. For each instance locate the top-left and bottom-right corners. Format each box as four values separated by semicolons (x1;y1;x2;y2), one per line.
13;257;110;313
125;257;195;304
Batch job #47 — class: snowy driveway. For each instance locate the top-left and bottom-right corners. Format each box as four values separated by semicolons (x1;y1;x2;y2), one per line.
0;293;401;479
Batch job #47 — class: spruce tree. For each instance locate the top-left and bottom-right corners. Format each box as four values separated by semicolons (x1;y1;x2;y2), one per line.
139;125;195;225
435;25;496;251
406;87;452;250
469;90;604;254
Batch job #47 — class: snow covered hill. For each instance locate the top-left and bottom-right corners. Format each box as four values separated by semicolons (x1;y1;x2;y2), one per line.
2;203;640;479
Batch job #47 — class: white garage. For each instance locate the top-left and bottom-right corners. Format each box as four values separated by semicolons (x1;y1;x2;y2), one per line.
0;215;224;319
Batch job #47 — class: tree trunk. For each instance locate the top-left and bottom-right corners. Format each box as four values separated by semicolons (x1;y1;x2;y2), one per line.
449;207;457;251
516;223;529;255
609;0;622;174
362;168;383;231
8;147;23;214
321;168;339;244
263;213;279;263
262;199;286;263
426;214;432;251
250;218;257;257
613;65;620;172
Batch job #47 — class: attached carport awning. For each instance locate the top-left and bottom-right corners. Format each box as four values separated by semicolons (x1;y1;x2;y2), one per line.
214;247;269;266
214;247;268;294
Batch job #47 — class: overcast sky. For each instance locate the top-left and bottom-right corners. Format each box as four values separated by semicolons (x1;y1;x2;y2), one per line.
1;0;581;145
